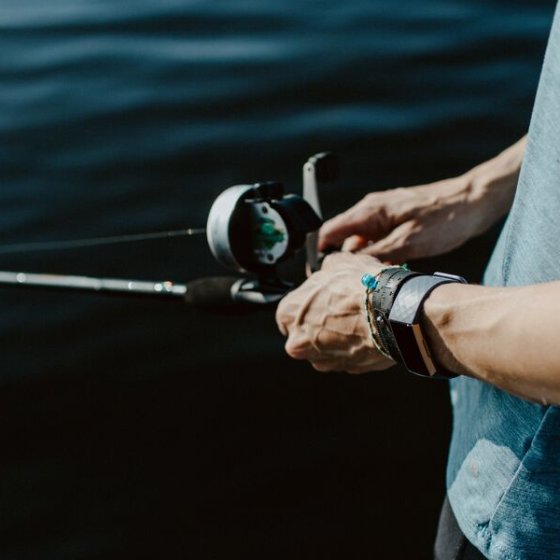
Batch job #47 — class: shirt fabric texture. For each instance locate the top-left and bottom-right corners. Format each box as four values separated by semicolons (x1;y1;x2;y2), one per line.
447;5;560;559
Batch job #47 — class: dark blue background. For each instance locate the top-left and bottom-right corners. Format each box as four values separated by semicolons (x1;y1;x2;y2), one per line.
0;1;555;557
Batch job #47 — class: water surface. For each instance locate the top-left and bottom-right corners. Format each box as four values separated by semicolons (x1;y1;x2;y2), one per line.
0;1;555;557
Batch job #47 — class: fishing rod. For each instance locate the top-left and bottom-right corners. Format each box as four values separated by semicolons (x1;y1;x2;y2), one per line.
0;153;338;309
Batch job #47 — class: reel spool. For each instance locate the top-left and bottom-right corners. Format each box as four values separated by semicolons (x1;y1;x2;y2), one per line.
207;182;322;277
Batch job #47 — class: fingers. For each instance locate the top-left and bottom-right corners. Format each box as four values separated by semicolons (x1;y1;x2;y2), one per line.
318;210;359;251
357;221;418;262
318;206;380;252
283;325;318;360
310;360;373;374
341;235;368;252
318;192;392;252
310;354;394;374
280;312;393;374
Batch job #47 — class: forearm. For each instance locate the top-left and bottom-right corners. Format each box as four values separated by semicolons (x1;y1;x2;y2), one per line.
461;135;527;235
422;280;560;404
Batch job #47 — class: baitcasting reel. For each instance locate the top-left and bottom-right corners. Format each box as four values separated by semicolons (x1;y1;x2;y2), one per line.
198;152;337;305
0;152;338;308
204;183;317;304
208;182;321;275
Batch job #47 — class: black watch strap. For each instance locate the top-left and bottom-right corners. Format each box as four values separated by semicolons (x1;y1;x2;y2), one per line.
388;273;466;378
389;275;452;324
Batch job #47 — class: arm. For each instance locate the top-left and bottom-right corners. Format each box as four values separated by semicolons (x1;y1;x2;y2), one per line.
423;281;560;405
319;136;526;262
277;254;560;404
277;138;557;402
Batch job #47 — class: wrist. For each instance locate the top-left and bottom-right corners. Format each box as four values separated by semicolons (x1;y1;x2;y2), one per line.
421;283;475;377
365;268;466;378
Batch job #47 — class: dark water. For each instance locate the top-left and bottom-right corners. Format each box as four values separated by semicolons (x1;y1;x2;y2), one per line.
0;1;555;558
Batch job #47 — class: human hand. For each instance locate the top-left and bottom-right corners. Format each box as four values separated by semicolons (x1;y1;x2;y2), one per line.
319;136;529;262
275;252;395;373
318;175;484;263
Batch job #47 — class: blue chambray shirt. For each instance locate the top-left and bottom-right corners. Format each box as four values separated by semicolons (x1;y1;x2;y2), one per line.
447;5;560;559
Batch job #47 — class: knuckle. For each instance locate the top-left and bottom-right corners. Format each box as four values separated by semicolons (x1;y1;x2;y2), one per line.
285;336;307;360
363;192;381;205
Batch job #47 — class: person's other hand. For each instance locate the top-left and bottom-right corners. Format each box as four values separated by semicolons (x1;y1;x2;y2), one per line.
275;252;395;373
318;175;485;263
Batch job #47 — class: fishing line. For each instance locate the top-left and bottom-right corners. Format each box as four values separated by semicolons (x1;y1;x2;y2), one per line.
0;227;206;256
0;152;337;306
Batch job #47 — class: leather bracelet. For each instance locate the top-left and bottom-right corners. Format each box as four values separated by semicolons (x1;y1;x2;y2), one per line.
370;267;419;315
369;267;419;362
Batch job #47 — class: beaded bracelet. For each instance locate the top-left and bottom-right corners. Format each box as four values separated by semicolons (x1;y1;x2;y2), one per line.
361;264;409;292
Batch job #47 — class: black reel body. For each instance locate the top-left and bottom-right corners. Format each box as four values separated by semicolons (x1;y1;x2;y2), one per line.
207;181;322;288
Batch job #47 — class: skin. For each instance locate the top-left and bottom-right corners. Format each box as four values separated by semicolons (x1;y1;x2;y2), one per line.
276;136;560;405
276;252;393;374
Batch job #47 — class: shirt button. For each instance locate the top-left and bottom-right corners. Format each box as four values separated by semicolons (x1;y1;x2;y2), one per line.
469;458;480;477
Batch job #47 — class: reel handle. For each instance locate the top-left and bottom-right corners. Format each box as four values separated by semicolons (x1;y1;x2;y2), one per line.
303;152;338;274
